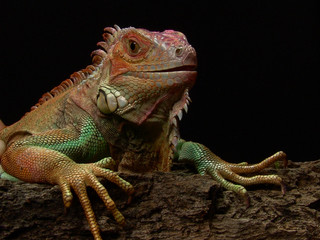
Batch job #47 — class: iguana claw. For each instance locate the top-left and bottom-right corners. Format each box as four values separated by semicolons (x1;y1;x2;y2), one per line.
54;158;134;239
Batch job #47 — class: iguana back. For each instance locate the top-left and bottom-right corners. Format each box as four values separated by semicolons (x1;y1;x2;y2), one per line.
0;49;105;142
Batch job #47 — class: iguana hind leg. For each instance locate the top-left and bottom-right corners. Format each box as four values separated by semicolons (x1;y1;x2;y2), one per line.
0;139;20;181
0;165;20;181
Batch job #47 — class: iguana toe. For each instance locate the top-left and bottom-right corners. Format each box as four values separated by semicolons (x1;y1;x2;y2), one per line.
56;161;134;239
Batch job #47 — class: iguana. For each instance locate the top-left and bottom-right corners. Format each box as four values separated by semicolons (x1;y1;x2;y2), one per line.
0;25;287;240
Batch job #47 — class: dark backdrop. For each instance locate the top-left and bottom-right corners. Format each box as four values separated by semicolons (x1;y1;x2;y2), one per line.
0;1;319;162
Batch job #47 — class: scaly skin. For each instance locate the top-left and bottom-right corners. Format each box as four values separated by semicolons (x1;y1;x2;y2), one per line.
175;140;287;206
0;25;287;240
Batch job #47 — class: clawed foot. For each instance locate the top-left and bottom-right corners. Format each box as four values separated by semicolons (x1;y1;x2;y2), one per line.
54;157;134;240
207;151;287;206
177;141;287;206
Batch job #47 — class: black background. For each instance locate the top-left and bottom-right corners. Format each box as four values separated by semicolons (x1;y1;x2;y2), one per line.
0;1;319;163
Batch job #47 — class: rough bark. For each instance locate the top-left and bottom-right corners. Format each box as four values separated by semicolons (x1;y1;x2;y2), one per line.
1;160;320;240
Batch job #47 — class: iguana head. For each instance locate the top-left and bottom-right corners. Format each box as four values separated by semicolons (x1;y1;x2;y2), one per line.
95;25;197;125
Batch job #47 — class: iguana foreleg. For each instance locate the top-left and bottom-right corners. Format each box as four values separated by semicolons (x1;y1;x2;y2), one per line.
1;127;134;240
175;139;287;206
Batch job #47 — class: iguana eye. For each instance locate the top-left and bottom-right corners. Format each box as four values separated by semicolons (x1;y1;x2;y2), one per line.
128;40;140;55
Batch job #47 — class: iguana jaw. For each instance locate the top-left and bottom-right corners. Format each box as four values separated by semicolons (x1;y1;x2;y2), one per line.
117;69;196;125
96;66;196;125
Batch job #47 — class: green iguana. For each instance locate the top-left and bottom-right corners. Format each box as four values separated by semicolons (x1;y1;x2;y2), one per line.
0;25;287;240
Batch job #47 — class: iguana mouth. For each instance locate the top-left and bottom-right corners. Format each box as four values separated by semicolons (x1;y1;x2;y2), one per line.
151;65;197;73
109;67;196;125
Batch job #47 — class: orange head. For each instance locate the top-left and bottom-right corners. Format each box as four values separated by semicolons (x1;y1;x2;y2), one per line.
95;25;197;125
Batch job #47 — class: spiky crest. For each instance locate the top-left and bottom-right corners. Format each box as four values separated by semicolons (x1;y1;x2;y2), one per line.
28;29;113;112
97;25;122;52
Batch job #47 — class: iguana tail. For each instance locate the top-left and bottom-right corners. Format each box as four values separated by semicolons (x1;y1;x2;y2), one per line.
0;119;6;131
